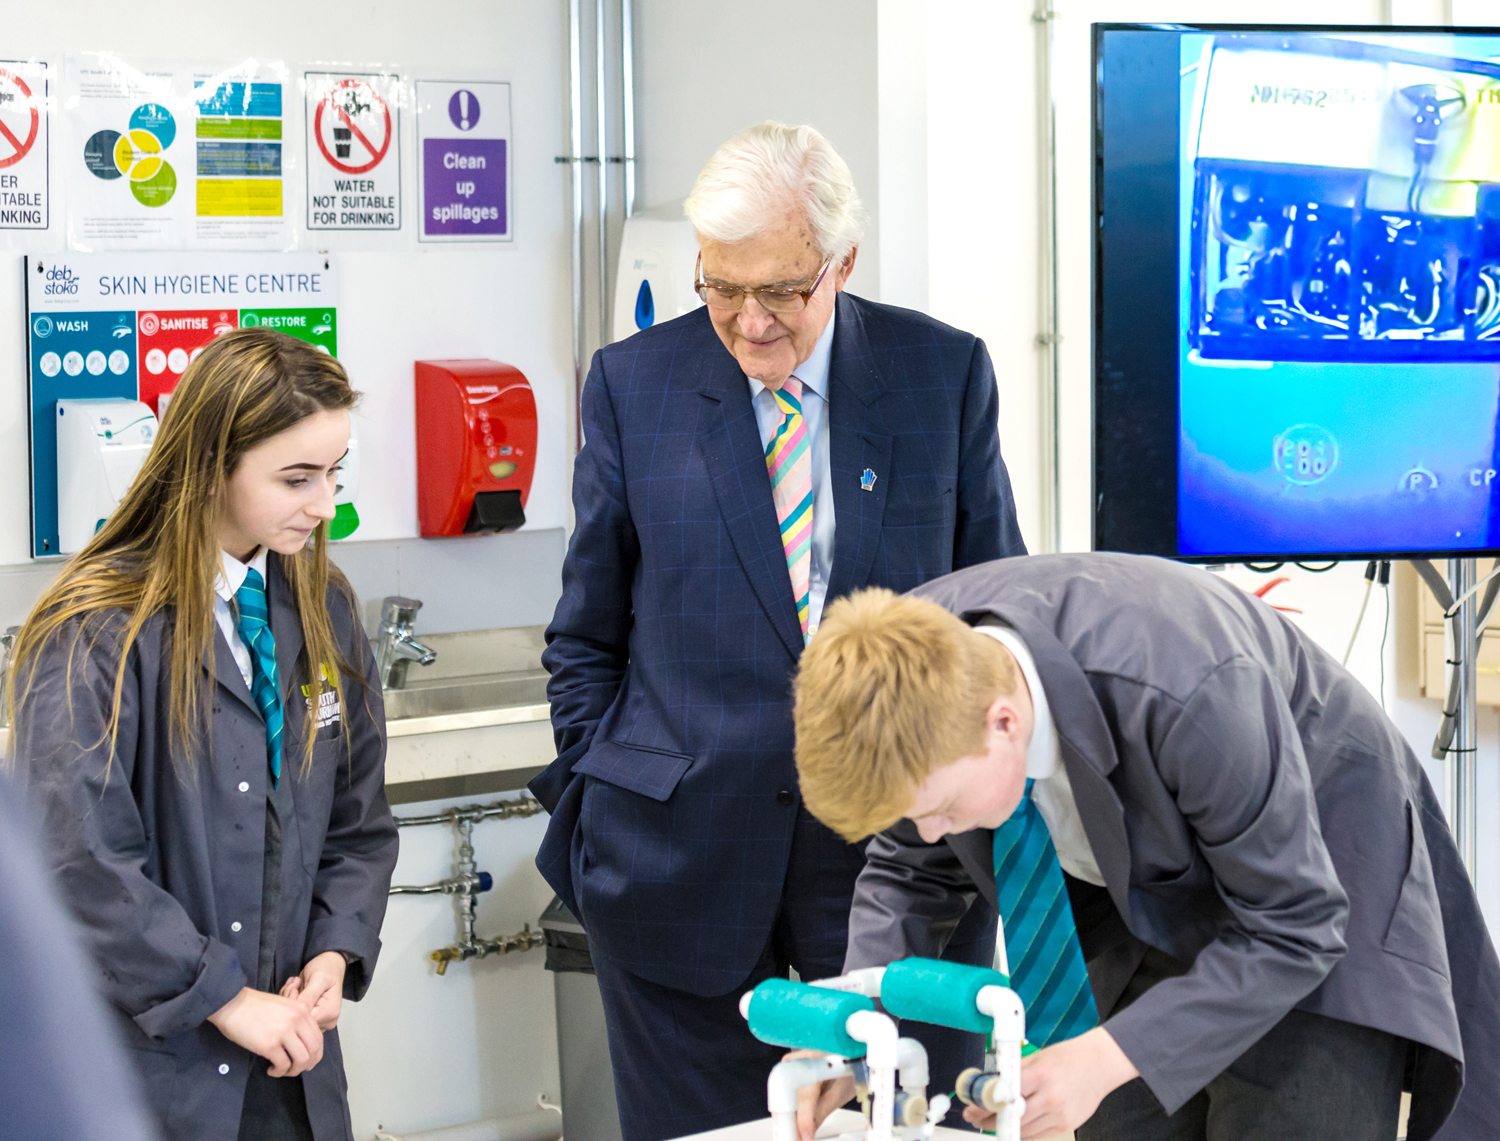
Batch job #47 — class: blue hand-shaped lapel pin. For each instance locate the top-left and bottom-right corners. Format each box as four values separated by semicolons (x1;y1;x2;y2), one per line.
861;468;877;492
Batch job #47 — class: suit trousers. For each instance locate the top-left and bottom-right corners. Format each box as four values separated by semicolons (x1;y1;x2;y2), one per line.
592;804;993;1141
1073;884;1409;1141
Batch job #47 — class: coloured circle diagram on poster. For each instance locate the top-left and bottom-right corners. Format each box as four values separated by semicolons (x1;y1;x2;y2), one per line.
314;79;391;174
84;103;177;207
62;351;82;376
86;350;106;375
0;68;41;168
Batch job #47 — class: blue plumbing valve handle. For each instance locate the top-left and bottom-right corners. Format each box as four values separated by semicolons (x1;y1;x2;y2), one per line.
476;871;494;893
746;978;875;1057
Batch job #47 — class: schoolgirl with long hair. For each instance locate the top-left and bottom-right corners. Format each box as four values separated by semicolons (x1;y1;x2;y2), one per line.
9;327;399;1141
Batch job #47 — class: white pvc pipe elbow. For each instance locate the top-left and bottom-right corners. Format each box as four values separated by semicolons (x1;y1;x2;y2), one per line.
894;1037;929;1092
976;985;1026;1043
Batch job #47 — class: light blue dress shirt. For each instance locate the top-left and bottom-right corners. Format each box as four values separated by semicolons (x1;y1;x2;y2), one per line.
746;309;837;633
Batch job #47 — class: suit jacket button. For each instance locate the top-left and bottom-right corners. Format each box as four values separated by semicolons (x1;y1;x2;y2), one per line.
218;1064;230;1075
776;790;794;806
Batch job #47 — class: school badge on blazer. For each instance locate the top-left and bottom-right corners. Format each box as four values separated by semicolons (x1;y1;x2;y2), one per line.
301;662;341;732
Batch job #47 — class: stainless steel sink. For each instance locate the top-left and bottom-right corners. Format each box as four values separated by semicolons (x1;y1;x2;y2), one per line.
381;670;549;721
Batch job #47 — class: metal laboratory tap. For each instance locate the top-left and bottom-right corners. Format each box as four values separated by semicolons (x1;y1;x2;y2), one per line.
375;596;437;690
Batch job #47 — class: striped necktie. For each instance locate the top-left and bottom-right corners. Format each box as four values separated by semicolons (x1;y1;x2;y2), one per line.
766;376;814;641
993;779;1099;1047
234;567;284;788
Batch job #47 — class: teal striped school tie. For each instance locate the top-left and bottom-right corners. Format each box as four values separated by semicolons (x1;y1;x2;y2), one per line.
993;779;1099;1047
234;568;283;788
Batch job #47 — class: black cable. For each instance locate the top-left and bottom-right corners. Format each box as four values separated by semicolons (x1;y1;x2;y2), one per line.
1378;561;1390;712
1294;561;1340;572
1242;562;1285;573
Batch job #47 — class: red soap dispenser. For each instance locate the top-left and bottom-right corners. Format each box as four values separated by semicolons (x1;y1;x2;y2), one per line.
415;359;537;537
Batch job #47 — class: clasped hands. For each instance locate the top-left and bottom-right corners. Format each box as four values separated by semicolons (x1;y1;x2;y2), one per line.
795;1026;1138;1140
206;950;349;1078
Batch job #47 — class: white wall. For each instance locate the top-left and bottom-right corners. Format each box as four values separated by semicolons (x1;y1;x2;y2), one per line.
878;0;1500;931
6;4;571;1137
633;0;882;300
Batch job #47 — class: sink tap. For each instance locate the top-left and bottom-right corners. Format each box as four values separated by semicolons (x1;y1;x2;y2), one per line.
375;597;436;690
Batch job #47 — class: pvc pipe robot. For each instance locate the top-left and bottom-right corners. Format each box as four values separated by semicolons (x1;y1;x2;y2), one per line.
740;959;1026;1141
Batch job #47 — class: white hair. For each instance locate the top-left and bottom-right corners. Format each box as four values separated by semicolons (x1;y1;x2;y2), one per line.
684;122;865;263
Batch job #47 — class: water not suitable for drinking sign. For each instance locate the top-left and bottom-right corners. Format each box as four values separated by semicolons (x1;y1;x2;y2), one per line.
305;72;402;231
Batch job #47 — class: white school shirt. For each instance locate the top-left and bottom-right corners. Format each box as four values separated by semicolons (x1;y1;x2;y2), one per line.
975;623;1106;887
746;308;837;634
213;547;270;689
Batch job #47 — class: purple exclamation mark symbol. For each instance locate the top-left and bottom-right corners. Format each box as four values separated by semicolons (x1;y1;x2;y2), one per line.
448;89;481;131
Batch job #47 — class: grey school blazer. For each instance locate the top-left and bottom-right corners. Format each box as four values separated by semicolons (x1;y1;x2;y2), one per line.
10;554;399;1141
843;553;1500;1141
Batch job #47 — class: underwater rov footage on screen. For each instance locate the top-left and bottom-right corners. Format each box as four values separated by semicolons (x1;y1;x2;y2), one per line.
1177;31;1500;556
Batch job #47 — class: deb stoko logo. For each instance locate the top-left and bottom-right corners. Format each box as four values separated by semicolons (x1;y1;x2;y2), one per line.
41;263;81;296
32;315;52;338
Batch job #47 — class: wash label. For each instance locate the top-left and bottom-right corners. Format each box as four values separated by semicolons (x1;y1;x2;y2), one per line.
416;80;511;242
305;71;403;231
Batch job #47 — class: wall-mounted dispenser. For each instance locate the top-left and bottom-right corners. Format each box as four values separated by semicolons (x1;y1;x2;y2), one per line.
56;398;158;555
415;359;537;537
611;204;704;343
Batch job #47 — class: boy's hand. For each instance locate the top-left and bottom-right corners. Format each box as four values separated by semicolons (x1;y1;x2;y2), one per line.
1016;1027;1137;1138
792;1047;856;1141
207;987;324;1077
280;951;348;1031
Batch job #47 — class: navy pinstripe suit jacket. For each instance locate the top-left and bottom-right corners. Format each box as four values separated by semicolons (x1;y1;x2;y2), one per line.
530;292;1026;996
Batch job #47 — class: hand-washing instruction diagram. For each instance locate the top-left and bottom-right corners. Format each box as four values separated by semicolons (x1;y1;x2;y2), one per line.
416;80;511;242
0;60;50;238
305;71;402;231
65;55;291;250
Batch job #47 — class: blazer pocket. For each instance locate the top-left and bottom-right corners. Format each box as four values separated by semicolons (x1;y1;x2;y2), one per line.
572;738;694;802
1383;800;1451;978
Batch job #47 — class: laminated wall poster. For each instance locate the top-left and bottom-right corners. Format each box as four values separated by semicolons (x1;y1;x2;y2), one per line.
0;58;53;246
65;54;293;250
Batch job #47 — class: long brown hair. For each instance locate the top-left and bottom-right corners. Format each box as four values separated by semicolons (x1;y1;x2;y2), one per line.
9;327;361;776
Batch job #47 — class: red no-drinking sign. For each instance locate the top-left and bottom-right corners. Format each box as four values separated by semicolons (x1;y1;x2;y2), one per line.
313;78;391;175
0;68;40;169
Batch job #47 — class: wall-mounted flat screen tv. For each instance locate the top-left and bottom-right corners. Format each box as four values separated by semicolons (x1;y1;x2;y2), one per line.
1095;24;1500;560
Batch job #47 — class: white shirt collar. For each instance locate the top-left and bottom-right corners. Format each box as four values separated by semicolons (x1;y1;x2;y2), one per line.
215;547;270;603
974;623;1060;780
746;304;836;403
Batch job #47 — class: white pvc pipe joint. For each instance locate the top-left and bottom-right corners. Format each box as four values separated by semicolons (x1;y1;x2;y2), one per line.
807;966;886;997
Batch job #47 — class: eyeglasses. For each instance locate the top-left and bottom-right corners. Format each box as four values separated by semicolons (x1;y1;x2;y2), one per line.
694;253;834;314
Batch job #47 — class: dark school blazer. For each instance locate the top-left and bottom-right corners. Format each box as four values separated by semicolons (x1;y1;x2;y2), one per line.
531;292;1027;997
11;553;399;1141
843;552;1500;1141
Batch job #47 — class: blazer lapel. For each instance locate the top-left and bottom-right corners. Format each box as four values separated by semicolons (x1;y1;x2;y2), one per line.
267;554;307;715
974;609;1136;926
826;295;891;602
204;625;258;716
698;350;805;662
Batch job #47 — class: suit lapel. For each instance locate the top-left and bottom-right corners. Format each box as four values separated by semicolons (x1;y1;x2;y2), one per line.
825;295;891;602
974;609;1136;925
697;350;806;661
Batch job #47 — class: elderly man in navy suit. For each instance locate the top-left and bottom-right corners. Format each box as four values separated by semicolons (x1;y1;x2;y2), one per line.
530;121;1027;1141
